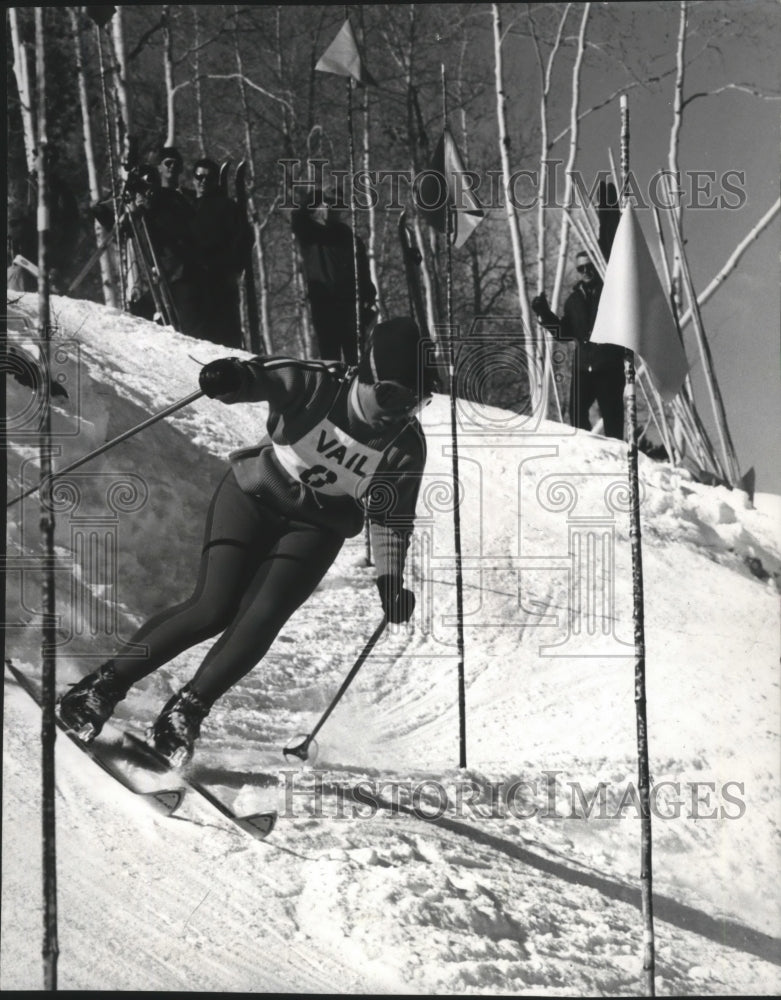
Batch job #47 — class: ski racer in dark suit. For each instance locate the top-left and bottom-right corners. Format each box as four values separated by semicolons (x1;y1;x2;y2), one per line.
57;317;433;766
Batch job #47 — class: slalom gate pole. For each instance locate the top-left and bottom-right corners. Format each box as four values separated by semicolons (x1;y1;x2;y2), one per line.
35;8;59;989
95;21;125;308
440;65;468;770
284;617;387;762
7;389;205;509
342;13;372;568
620;94;656;999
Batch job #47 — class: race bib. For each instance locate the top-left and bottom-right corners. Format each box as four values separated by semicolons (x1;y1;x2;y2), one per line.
272;418;385;499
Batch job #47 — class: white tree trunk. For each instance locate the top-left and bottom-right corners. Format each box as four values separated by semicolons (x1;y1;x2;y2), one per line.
9;7;36;175
492;4;534;357
110;7;132;165
668;0;687;295
550;2;590;314
530;4;570;296
362;80;384;320
232;9;273;353
193;7;206;156
69;6;116;306
163;6;176;146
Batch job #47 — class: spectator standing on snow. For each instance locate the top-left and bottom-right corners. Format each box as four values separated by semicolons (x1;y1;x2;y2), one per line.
94;164;199;334
291;187;377;365
189;157;252;349
531;250;625;440
56;317;433;767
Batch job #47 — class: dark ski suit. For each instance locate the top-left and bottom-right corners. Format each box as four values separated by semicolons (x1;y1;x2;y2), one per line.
106;355;426;706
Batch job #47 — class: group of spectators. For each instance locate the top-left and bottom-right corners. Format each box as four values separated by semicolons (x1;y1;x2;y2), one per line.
108;151;378;364
10;150;628;443
100;146;253;350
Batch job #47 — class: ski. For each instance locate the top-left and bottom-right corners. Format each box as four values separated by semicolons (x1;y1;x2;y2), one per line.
122;731;277;841
398;210;429;339
5;660;185;816
219;158;232;196
234;160;262;354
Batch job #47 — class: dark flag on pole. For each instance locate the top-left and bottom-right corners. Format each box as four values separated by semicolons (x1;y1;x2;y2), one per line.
316;19;377;87
417;128;485;248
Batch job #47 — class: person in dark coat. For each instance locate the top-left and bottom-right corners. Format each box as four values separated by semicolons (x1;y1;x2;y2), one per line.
94;165;199;333
292;188;377;365
189;158;252;350
531;251;625;440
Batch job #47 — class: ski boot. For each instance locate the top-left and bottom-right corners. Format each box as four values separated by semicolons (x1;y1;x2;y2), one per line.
149;684;211;769
56;663;129;743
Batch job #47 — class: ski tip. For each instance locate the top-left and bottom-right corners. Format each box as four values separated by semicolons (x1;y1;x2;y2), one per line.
144;787;186;816
236;811;277;840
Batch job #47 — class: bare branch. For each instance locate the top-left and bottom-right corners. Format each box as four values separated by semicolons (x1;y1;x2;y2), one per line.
682;82;781;108
548;70;676;149
678;197;781;326
196;72;296;118
126;17;165;62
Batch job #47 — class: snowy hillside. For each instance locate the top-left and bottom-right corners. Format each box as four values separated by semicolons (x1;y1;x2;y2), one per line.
3;294;780;995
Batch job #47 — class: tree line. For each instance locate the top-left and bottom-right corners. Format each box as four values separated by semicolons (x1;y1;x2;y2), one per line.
7;3;779;478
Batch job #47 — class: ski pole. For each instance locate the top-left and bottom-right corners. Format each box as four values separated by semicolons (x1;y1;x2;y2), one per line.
7;388;204;508
284;615;388;762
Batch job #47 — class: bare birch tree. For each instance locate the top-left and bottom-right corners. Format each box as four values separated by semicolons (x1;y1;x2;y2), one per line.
549;2;590;314
231;7;274;353
9;7;36;175
162;5;176;146
68;6;117;306
110;7;132;166
192;8;207;157
491;3;534;358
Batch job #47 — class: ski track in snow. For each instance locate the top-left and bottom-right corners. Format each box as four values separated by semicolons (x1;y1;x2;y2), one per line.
3;295;780;994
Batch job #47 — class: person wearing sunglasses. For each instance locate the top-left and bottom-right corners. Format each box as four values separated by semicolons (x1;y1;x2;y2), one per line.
157;145;185;193
531;250;624;440
56;316;434;768
188;157;253;349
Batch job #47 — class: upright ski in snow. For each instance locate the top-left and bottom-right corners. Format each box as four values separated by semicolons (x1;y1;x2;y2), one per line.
234;160;262;354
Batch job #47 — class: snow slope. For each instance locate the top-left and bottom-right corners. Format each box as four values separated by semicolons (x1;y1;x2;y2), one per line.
3;294;780;994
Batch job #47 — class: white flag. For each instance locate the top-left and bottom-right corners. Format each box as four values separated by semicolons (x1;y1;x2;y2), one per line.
591;206;688;400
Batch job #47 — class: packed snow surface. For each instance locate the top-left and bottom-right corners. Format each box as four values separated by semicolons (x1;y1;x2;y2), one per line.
3;295;780;994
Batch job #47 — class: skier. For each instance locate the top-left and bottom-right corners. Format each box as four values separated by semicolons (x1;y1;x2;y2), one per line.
57;317;433;767
531;250;625;440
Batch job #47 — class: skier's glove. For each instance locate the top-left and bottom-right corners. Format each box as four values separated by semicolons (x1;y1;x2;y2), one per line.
376;574;415;624
199;358;244;399
531;293;548;315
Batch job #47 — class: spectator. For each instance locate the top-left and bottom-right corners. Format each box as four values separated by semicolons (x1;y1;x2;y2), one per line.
189;157;252;350
91;165;198;334
291;187;377;365
157;146;185;192
531;251;625;440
